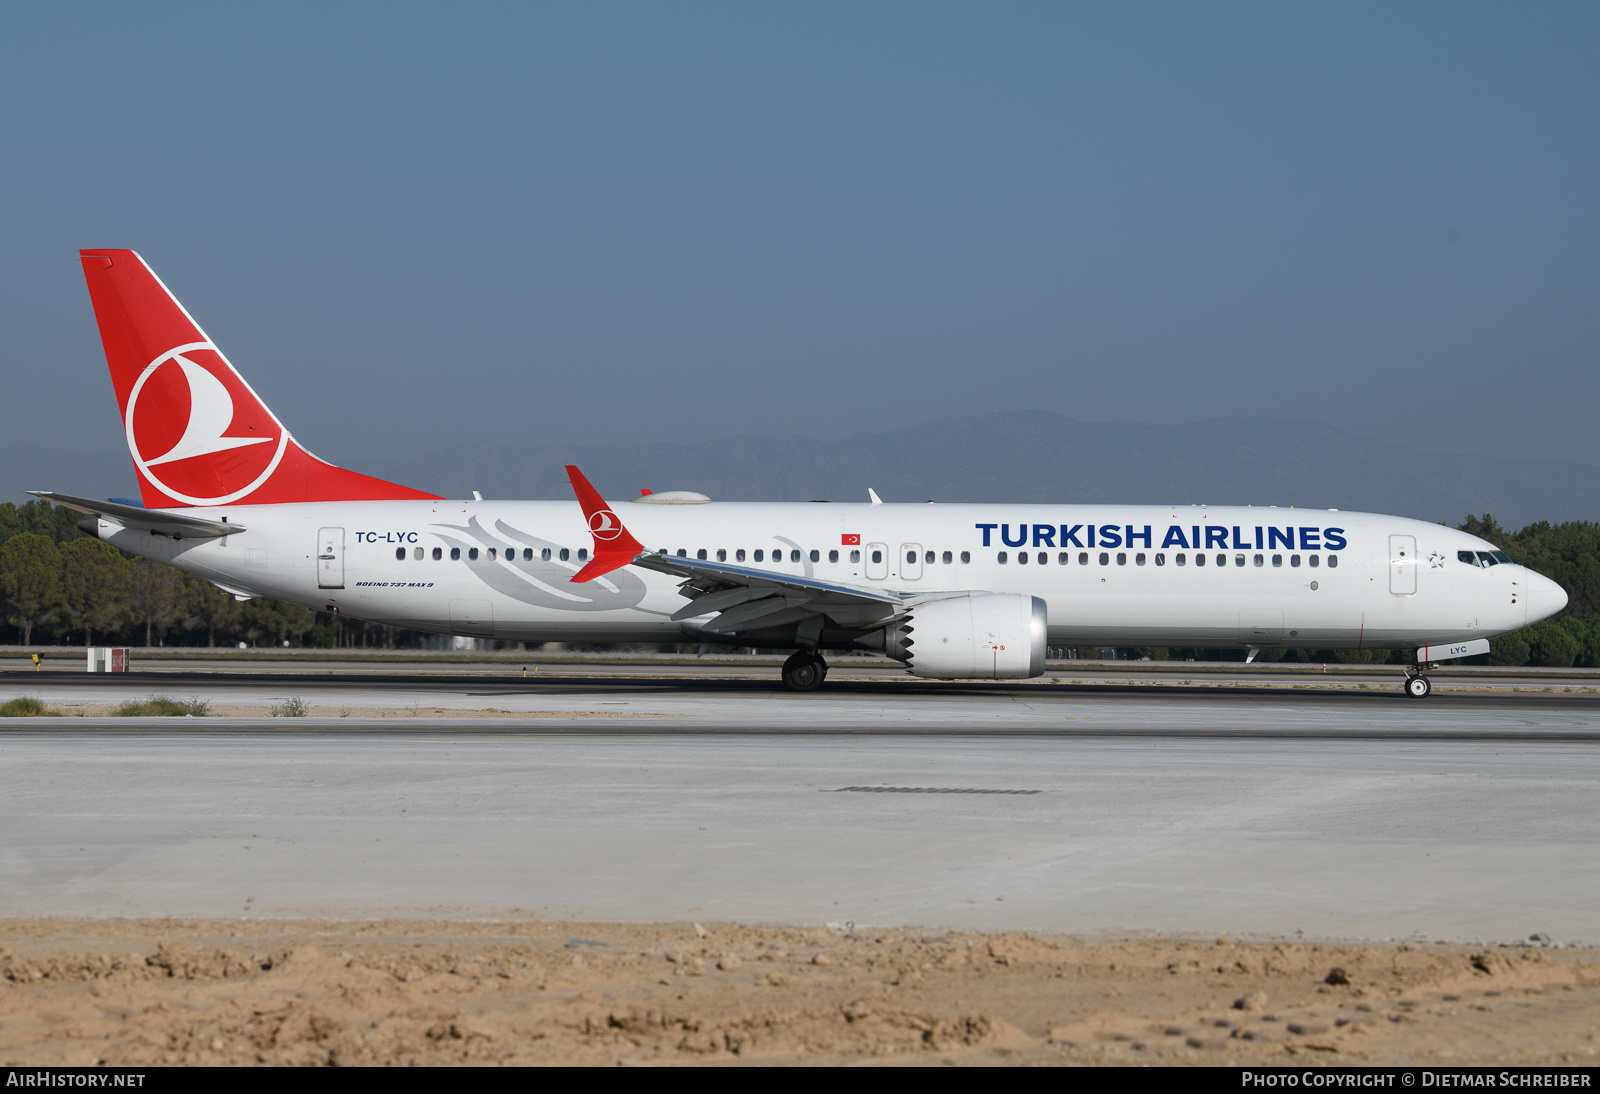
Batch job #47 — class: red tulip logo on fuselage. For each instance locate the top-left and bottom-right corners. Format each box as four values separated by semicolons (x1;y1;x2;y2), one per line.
124;343;288;506
589;510;623;540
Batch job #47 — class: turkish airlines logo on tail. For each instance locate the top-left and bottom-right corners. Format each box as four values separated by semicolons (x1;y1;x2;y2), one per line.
125;343;289;505
588;509;624;541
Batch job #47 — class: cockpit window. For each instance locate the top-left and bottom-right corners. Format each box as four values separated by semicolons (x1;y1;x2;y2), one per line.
1492;551;1512;564
1477;551;1500;567
1458;551;1479;566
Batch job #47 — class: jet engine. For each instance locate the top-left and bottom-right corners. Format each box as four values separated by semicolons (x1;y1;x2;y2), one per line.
880;593;1047;679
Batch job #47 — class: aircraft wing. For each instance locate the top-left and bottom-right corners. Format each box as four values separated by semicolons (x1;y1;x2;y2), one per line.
631;552;907;635
30;491;243;540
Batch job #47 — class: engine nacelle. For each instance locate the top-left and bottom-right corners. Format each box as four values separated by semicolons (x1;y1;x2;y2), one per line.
883;593;1047;679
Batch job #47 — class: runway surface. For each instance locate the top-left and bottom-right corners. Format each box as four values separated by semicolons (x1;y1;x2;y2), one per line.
3;666;1598;943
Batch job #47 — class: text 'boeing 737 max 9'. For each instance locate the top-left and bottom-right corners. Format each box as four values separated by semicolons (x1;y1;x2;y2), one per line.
37;250;1568;695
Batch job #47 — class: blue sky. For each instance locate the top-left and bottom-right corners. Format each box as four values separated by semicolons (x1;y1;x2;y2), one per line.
3;2;1597;470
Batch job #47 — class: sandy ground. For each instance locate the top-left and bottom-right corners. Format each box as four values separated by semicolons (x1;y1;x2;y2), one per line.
0;919;1595;1066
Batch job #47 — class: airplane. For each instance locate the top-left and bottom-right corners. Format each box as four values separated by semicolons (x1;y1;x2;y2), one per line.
35;250;1568;696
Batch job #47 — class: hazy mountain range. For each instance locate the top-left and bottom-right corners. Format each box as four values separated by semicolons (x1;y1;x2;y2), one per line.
9;413;1599;530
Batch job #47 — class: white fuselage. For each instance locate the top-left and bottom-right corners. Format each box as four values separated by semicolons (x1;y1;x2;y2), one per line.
101;498;1560;652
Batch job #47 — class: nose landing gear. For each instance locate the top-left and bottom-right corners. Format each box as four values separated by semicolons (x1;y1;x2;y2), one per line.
782;650;828;692
1403;672;1432;698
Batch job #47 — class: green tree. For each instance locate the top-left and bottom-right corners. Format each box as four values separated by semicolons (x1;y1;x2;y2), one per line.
240;597;315;647
0;500;89;546
1525;620;1579;668
1486;629;1530;667
59;538;132;646
126;559;183;646
0;533;64;645
182;573;241;647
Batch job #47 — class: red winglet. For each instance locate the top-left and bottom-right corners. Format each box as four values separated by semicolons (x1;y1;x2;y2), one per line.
566;464;646;583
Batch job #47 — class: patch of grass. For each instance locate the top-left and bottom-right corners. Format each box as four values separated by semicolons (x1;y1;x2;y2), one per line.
270;696;308;718
0;696;58;717
115;695;211;717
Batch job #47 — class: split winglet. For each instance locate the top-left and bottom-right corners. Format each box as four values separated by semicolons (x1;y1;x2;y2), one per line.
565;464;647;583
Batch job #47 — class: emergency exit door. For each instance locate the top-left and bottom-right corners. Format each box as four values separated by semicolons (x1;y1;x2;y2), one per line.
1389;534;1417;596
899;543;923;580
865;542;888;581
317;527;345;589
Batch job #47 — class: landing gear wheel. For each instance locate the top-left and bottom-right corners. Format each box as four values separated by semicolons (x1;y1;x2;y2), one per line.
1404;674;1432;699
782;651;827;692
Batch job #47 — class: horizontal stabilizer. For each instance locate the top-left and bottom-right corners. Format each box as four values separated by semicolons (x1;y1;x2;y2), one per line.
30;491;243;540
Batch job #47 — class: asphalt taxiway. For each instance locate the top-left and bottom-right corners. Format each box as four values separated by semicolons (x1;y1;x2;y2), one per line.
2;663;1597;942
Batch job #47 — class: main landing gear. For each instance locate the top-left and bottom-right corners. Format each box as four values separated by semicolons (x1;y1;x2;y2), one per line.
782;650;828;692
1403;671;1432;699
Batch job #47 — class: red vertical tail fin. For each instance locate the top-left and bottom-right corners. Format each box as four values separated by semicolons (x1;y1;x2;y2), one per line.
79;249;440;507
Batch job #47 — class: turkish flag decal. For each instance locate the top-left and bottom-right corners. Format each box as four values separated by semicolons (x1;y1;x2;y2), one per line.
841;533;861;545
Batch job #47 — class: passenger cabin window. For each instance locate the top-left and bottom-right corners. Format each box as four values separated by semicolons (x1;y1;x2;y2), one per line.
1290;554;1301;567
468;548;479;561
697;549;707;560
853;550;863;563
487;548;497;560
925;551;935;564
1078;552;1088;565
1253;554;1263;567
577;548;588;561
1216;554;1226;566
1234;554;1244;567
1136;553;1146;566
1272;554;1282;567
717;549;726;562
870;550;881;564
736;549;746;561
942;551;952;564
791;550;801;563
1176;553;1186;566
998;552;1008;564
1328;556;1339;568
395;547;405;560
959;551;970;563
1058;552;1069;565
1195;554;1205;567
1155;553;1166;566
1017;551;1027;564
829;550;839;562
413;547;423;560
1098;552;1109;566
810;550;820;563
523;548;533;561
451;547;461;560
676;549;687;557
754;549;764;562
559;548;569;561
541;548;551;561
1116;552;1126;566
1309;555;1319;568
433;547;442;560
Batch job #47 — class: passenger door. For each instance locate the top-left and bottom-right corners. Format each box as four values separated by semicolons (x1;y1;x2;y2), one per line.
899;542;923;581
317;527;344;589
1389;535;1417;596
865;542;889;581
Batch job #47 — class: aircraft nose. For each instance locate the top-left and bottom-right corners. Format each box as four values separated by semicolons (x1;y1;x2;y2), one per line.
1523;570;1568;625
